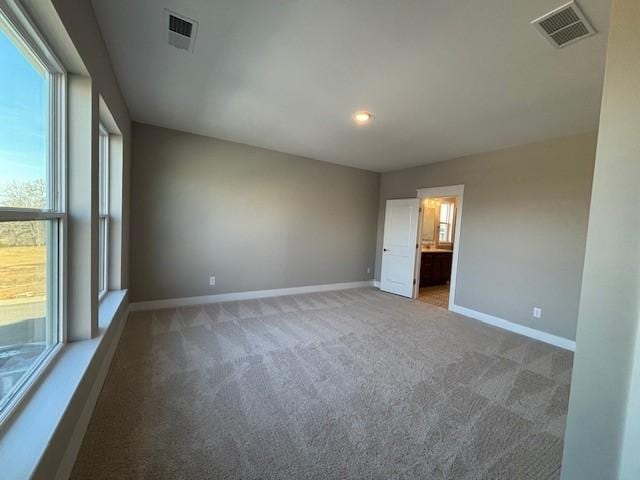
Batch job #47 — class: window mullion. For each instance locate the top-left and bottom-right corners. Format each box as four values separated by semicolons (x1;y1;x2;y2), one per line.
0;211;65;222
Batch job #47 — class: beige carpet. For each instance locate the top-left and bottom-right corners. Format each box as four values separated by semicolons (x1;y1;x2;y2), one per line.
72;288;573;479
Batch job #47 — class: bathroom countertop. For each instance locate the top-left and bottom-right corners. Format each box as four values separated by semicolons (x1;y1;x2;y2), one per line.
421;248;453;253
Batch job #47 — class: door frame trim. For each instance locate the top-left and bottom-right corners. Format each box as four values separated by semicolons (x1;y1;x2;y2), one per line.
416;185;464;309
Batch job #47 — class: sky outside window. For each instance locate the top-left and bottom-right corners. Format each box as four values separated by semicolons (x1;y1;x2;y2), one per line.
0;25;46;208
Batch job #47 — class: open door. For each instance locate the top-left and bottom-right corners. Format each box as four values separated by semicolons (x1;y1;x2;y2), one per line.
380;199;421;297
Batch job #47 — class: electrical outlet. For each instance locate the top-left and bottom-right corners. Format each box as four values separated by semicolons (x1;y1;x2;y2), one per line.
209;276;216;286
533;307;542;318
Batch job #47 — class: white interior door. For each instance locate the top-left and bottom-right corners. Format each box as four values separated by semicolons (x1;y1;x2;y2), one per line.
380;199;421;297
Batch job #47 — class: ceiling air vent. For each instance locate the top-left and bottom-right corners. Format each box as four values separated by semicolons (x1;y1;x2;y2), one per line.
165;10;198;52
531;1;596;48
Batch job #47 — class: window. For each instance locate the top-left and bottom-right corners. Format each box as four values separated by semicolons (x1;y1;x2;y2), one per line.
438;201;455;245
98;124;109;299
0;4;65;416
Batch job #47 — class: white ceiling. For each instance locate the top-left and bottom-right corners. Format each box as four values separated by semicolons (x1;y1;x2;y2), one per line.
91;0;611;172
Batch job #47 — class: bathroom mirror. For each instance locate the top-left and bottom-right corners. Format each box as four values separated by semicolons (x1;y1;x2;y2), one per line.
421;205;436;242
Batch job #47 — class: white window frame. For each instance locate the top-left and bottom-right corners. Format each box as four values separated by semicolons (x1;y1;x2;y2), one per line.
436;200;455;247
0;0;66;423
98;124;109;300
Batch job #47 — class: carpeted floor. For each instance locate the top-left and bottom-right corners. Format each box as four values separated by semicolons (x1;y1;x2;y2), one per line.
72;288;573;479
418;284;450;309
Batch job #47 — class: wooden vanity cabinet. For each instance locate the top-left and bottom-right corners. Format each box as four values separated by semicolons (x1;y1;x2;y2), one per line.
420;251;453;287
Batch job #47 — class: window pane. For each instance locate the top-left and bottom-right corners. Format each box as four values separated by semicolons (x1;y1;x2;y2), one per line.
98;127;109;298
98;217;106;294
439;223;449;242
99;132;108;214
0;26;48;209
0;220;58;409
439;203;449;223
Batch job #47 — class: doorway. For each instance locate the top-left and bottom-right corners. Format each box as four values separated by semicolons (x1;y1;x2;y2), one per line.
378;186;463;308
416;186;464;310
417;196;456;308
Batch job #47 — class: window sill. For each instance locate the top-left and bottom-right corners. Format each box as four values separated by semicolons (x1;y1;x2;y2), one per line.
0;289;128;479
98;290;126;328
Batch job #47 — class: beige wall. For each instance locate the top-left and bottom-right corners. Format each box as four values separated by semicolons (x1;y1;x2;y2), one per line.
375;133;597;340
562;0;640;477
130;122;380;302
51;0;132;289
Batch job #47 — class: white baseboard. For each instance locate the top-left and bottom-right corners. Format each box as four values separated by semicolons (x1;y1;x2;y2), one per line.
450;304;576;351
130;282;574;351
129;280;375;312
54;304;129;480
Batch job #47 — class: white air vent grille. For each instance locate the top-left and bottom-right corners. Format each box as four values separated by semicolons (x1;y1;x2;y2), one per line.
531;1;596;48
164;10;198;52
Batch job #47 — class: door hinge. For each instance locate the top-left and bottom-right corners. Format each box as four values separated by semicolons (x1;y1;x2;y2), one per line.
416;243;419;249
413;279;417;285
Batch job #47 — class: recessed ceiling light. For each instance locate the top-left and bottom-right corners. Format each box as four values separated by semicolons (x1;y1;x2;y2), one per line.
353;111;373;125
